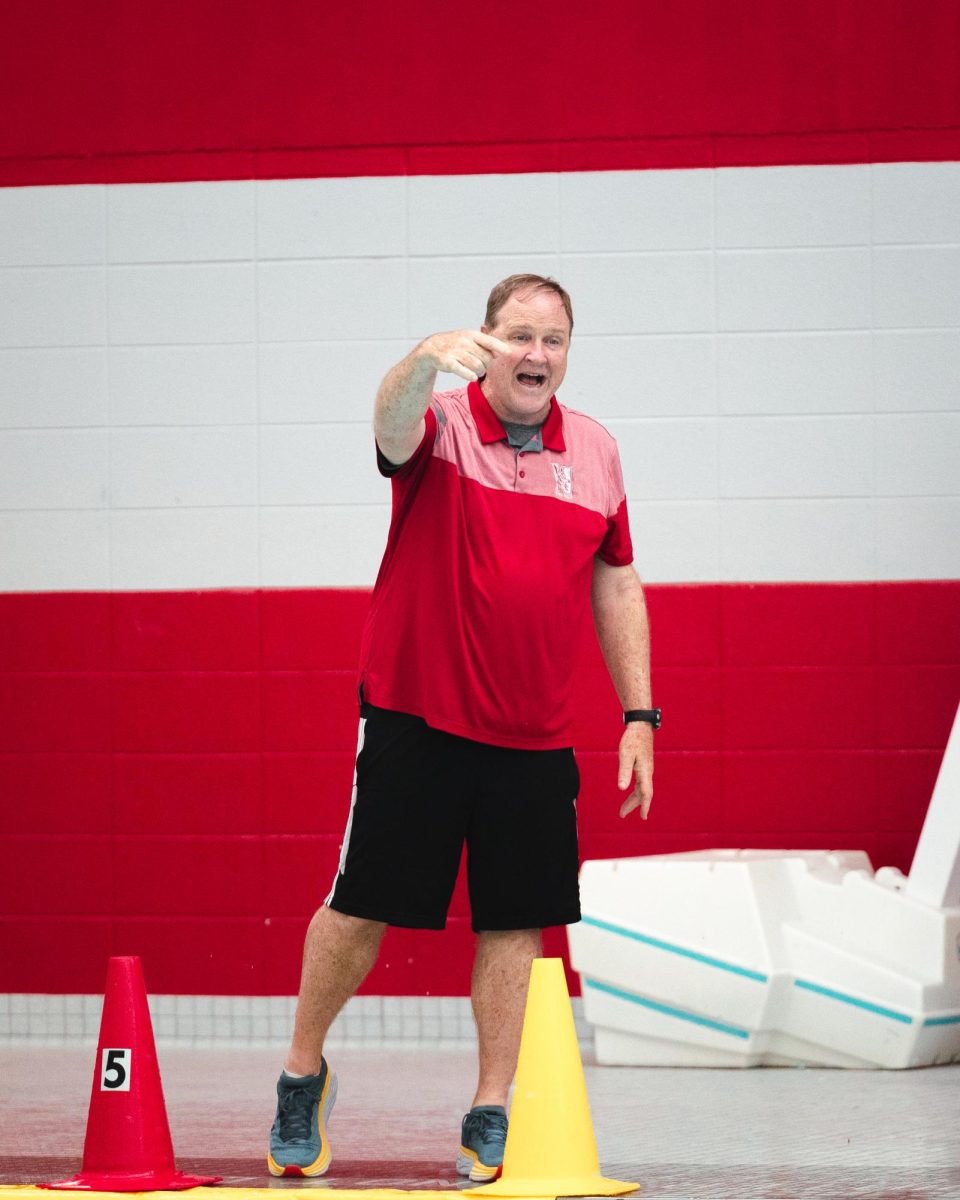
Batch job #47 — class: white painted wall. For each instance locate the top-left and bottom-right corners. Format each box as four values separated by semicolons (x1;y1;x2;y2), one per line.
0;163;957;589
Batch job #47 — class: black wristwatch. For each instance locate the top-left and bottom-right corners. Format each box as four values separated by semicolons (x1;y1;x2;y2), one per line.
624;707;662;730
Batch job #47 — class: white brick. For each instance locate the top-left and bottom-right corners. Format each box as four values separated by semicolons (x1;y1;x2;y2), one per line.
874;246;960;329
410;173;558;255
258;177;406;259
110;427;258;508
876;499;960;579
716;165;870;248
606;418;718;500
260;424;382;505
0;184;105;266
561;253;714;335
259;505;391;587
109;345;257;425
719;499;876;580
258;259;406;342
718;249;871;332
0;348;108;427
876;414;960;497
0;429;108;509
873;331;960;412
717;332;873;414
630;500;721;582
108;264;255;344
107;181;255;263
0;267;105;347
259;340;406;424
718;416;874;498
872;162;960;245
407;255;559;339
561;169;712;252
562;335;715;418
0;510;110;590
110;507;259;588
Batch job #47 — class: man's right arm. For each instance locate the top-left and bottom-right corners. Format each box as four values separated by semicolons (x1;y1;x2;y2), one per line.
373;330;509;466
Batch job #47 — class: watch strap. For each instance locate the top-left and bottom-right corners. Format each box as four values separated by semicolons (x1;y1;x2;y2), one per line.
624;707;662;729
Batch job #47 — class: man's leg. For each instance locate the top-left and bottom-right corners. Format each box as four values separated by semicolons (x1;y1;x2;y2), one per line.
268;904;385;1177
470;927;541;1106
286;904;386;1074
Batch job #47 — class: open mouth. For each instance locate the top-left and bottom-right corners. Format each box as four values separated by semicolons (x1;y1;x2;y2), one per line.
516;372;546;389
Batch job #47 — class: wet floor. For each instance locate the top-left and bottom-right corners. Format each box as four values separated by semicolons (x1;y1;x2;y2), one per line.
1;1046;958;1199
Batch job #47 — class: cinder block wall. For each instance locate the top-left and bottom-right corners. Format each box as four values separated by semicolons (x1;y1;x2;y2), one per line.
1;1;958;995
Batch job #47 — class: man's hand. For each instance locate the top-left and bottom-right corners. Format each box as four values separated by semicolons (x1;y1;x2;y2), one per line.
417;330;511;383
617;722;654;819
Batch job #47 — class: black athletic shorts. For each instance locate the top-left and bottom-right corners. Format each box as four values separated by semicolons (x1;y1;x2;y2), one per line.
326;704;581;932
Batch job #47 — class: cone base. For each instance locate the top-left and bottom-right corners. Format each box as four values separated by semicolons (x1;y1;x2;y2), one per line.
38;1168;222;1191
463;1173;639;1197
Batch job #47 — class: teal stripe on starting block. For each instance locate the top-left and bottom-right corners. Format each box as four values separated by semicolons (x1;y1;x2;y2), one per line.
584;976;751;1039
922;1013;960;1027
793;978;913;1024
581;914;768;982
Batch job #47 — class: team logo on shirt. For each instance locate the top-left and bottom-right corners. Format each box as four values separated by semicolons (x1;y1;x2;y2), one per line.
552;463;574;499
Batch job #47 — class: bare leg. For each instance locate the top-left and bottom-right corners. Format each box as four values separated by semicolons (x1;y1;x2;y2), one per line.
470;928;541;1107
285;904;386;1075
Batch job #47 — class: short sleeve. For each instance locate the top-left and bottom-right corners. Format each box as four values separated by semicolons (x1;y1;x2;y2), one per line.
598;443;633;566
375;404;439;478
599;496;633;566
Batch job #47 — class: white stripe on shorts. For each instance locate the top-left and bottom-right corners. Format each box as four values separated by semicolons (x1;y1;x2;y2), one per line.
324;715;366;906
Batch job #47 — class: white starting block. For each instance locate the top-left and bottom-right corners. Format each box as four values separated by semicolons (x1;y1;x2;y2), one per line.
568;704;960;1069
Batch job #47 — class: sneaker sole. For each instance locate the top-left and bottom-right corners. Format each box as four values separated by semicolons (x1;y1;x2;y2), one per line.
456;1147;502;1183
267;1070;338;1177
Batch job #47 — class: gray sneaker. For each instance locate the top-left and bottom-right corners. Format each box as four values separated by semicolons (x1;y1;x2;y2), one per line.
456;1104;508;1181
267;1059;338;1177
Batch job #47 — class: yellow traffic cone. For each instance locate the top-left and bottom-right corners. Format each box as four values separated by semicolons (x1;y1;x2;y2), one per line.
465;957;639;1198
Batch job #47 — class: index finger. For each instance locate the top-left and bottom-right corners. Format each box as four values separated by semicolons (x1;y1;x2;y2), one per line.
473;331;512;357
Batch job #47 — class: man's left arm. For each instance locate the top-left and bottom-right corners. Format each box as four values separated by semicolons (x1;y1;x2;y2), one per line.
590;558;654;819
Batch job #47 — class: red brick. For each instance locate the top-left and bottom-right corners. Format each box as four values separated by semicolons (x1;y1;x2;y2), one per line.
111;672;260;752
113;836;264;916
721;583;875;667
261;589;370;670
0;592;110;671
0;674;110;752
111;590;259;670
0;754;111;833
113;753;260;835
262;752;355;835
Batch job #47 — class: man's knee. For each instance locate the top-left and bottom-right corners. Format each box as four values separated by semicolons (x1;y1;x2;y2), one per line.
311;903;386;948
475;928;542;955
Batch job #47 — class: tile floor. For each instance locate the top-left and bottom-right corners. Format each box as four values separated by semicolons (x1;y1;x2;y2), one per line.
1;1046;958;1199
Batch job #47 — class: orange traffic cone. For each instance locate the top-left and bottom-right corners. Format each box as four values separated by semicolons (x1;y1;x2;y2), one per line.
465;957;639;1198
40;956;221;1191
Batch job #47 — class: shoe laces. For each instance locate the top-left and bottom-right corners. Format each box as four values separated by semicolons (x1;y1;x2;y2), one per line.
473;1109;508;1148
277;1085;316;1143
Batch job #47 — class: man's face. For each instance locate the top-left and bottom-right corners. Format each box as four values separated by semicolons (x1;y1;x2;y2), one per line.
481;288;571;424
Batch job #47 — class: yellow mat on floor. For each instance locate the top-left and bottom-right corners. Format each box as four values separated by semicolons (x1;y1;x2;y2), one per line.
2;1190;466;1199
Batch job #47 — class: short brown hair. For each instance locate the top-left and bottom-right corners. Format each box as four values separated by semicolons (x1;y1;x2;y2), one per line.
484;274;574;334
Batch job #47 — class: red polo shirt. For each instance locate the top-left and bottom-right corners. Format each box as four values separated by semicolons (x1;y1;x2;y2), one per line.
358;382;633;749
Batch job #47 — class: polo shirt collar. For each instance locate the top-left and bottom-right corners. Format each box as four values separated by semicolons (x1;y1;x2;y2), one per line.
468;380;566;452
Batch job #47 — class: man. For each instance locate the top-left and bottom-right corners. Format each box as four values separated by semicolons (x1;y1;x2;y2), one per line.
267;274;657;1181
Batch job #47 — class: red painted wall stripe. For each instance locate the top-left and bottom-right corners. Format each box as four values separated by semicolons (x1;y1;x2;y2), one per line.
2;0;959;186
0;582;957;995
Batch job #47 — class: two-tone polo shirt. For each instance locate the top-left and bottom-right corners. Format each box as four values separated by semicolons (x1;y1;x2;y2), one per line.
358;381;633;750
